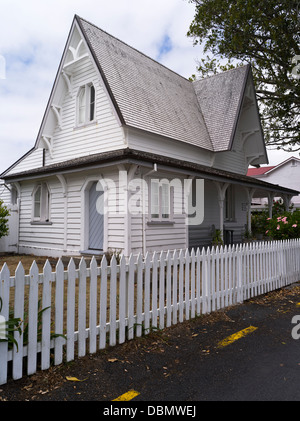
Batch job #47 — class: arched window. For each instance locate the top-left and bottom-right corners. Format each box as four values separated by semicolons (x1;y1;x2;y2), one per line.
77;84;95;126
78;87;86;125
32;183;50;223
11;186;18;205
225;185;235;221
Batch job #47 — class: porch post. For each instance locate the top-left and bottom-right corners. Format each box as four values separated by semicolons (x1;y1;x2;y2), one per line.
283;194;293;212
57;174;68;251
214;182;229;241
118;164;138;258
246;188;255;233
267;192;275;218
219;199;224;240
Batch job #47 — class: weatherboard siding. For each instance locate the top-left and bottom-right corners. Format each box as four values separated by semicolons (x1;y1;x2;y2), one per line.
213;130;248;175
18;178;65;256
45;56;125;166
4;55;126;179
213;149;247;175
4;149;44;177
130;171;188;255
15;168;126;257
0;184;11;205
64;170;125;254
127;128;213;168
189;181;247;248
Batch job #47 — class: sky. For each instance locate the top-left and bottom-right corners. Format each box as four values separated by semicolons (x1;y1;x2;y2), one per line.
0;0;297;174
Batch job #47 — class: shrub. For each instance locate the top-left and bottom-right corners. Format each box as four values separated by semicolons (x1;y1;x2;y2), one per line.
0;199;10;239
251;211;269;236
265;210;300;240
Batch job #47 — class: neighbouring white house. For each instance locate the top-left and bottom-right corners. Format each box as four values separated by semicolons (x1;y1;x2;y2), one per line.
0;15;298;258
248;157;300;211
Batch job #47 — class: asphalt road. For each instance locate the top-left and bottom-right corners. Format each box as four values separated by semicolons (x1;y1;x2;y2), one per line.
1;282;300;404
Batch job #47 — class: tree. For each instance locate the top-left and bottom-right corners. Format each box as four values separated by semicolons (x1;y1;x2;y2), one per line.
0;199;10;239
187;0;300;151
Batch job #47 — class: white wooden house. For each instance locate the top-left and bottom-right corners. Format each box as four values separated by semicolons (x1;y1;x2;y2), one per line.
0;15;298;258
248;157;300;210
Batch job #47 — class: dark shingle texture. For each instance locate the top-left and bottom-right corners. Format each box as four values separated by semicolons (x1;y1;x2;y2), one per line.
79;18;213;150
79;17;250;153
193;66;249;151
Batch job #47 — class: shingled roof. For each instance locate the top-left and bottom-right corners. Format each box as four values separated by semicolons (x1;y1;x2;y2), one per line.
3;148;298;197
76;16;251;153
193;66;250;152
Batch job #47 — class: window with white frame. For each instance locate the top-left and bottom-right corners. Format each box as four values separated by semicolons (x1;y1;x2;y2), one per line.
77;83;95;126
32;183;50;223
150;179;172;221
10;186;18;205
225;185;235;221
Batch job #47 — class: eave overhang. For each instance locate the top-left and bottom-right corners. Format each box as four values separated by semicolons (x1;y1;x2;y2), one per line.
2;148;298;198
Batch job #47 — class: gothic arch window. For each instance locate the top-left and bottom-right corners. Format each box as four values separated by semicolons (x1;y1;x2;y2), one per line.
77;83;95;126
32;183;51;223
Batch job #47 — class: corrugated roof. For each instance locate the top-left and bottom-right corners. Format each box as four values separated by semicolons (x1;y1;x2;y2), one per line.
247;166;275;176
77;16;250;153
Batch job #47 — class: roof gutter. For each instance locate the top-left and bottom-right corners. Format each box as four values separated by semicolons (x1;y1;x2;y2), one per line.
2;148;299;198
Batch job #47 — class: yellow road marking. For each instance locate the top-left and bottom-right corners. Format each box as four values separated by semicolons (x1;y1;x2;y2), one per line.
217;326;258;348
112;390;140;401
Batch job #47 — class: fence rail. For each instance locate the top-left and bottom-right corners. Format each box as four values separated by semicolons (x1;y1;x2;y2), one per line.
1;239;300;385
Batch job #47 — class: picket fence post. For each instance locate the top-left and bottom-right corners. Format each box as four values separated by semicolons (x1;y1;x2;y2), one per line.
144;252;151;335
118;254;127;344
89;256;98;354
66;258;76;361
13;262;25;380
0;263;10;385
55;258;65;365
27;261;39;376
99;255;108;349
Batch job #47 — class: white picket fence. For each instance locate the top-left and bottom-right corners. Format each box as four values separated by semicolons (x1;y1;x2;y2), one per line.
1;239;300;385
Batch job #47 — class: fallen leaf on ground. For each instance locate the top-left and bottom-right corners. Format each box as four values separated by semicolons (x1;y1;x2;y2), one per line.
66;376;87;382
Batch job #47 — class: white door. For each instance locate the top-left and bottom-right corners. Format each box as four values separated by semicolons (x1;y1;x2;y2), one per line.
89;182;104;250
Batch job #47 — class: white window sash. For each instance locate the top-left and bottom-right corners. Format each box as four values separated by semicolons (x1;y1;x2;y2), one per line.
33;184;50;222
150;180;173;221
77;84;95;126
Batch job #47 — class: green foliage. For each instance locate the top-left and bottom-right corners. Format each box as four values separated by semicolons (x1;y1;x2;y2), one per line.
0;199;10;239
187;0;300;150
0;297;66;351
250;199;300;240
251;211;269;235
212;229;224;246
0;297;22;351
265;210;300;240
272;199;294;217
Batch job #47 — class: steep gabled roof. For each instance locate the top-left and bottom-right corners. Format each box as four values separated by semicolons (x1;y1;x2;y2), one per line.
193;65;251;152
76;15;252;153
1;15;262;179
77;16;213;151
